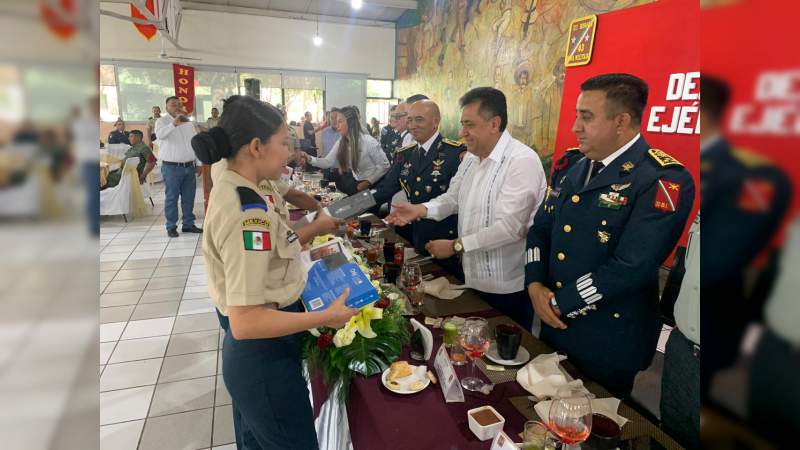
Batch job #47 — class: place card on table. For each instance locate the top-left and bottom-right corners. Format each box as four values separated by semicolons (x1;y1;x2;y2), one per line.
409;318;433;360
490;431;520;450
433;344;464;403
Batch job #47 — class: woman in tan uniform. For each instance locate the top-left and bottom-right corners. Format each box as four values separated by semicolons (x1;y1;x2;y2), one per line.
192;96;357;449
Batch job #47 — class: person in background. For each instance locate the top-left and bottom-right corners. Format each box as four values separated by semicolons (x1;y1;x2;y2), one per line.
302;111;327;158
206;107;220;130
660;213;699;449
103;130;157;189
699;76;791;399
369;117;381;139
107;118;130;145
146;105;161;146
389;87;546;332
72;97;101;235
299;105;390;194
320;109;339;159
155;96;203;238
380;105;403;163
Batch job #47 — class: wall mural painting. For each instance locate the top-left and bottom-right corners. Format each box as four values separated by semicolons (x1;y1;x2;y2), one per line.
395;0;654;160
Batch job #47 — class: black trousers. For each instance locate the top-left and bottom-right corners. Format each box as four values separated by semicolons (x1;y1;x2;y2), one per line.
660;328;700;449
748;328;800;448
476;289;534;332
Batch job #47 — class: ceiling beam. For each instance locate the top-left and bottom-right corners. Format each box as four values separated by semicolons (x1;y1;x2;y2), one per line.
177;1;399;28
333;0;418;9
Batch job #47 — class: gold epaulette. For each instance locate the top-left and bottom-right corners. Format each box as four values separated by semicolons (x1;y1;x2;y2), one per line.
648;148;683;167
565;147;581;153
395;143;416;153
441;137;464;147
732;147;775;168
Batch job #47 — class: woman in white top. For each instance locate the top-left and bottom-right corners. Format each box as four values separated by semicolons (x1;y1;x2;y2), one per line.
301;106;389;193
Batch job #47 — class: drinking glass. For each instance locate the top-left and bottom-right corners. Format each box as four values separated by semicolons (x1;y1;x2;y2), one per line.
459;317;490;392
401;263;423;314
547;388;593;450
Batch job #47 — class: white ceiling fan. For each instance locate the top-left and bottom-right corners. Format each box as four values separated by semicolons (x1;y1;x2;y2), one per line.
158;37;201;61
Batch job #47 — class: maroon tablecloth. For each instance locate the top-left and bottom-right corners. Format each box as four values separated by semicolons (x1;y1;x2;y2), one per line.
345;310;529;450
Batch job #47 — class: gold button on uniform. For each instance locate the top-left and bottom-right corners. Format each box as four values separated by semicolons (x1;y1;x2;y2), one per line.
563;224;572;233
555;281;562;288
415;191;420;197
557;252;566;261
416;177;422;182
613;313;620;319
571;195;580;203
601;220;607;226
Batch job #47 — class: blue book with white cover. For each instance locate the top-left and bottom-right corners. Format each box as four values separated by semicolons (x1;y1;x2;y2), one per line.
300;241;379;311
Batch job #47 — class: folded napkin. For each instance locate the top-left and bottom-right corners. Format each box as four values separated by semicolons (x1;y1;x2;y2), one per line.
423;277;465;299
516;353;591;399
534;397;629;428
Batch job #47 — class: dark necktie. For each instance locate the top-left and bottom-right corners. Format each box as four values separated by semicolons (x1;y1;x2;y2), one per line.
586;161;605;186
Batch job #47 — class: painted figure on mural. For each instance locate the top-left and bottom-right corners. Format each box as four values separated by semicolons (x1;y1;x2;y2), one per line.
511;66;534;144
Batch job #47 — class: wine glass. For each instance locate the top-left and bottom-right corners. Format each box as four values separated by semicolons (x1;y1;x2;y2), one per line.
401;263;423;314
547;388;592;449
459;317;490;392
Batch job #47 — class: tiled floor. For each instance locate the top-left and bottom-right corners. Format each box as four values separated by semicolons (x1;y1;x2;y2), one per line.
99;183;235;450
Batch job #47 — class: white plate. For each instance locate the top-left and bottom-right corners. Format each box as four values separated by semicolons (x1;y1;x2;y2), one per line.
381;365;430;394
485;343;531;366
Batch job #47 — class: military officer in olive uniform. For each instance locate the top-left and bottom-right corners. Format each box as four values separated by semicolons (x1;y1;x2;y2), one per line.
192;96;357;450
525;74;695;397
373;100;466;280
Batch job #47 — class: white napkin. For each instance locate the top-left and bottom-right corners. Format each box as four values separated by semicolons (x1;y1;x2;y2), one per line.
534;397;629;428
423;277;465;299
516;353;591;399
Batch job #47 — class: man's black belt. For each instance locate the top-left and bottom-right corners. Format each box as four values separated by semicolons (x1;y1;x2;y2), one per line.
162;161;195;168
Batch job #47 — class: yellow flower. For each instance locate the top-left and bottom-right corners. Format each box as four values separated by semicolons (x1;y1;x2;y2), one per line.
331;305;384;346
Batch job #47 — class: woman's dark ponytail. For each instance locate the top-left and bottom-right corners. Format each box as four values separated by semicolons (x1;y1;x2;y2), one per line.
191;126;232;165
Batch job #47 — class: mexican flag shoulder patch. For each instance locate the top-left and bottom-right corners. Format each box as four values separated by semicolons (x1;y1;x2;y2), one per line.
243;230;271;251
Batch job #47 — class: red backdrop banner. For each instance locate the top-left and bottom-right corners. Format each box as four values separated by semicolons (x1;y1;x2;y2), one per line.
172;64;195;114
131;0;158;41
702;0;800;245
552;0;700;260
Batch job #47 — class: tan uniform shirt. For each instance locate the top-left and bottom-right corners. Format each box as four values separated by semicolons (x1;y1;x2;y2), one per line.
203;169;306;315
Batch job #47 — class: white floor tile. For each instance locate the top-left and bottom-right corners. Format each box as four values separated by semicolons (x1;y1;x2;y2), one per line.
100;385;155;425
182;285;210;300
100;253;130;262
121;317;175;340
149;376;216;416
100;322;126;343
100;341;116;365
101;357;163;392
158;351;217;383
109;335;170;363
139;408;213;450
212;405;235;447
129;251;166;260
100;419;145;450
178;299;215;316
166;330;219;356
101;291;142;307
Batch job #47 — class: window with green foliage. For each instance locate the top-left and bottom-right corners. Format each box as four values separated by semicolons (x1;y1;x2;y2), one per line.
194;71;238;122
117;65;174;122
366;79;392;98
